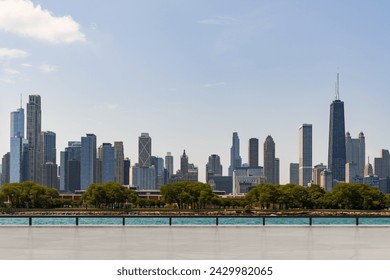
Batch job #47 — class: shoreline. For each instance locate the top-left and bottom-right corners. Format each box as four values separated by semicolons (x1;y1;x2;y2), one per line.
2;209;390;216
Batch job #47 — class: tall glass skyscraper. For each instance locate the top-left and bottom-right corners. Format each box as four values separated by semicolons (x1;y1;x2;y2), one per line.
10;107;25;183
299;124;312;186
328;76;346;183
228;132;242;176
139;133;151;167
248;138;259;167
81;133;97;190
264;135;276;184
26;95;42;183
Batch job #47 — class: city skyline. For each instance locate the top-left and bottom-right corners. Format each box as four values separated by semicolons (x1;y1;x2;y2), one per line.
1;1;390;184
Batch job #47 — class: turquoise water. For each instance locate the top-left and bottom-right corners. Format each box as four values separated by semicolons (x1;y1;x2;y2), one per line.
0;216;390;225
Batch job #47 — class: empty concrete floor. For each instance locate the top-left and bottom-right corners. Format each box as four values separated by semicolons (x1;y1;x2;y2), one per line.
0;226;389;260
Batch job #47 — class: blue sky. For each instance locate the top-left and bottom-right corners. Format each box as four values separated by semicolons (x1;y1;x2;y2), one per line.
1;0;389;183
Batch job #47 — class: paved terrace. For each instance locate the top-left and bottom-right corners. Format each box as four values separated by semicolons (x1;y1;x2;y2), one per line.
0;226;390;260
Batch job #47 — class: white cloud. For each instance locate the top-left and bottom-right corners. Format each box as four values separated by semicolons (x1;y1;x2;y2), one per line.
198;16;237;26
0;0;85;43
39;63;58;73
0;47;28;58
21;63;32;67
3;68;20;75
203;82;226;88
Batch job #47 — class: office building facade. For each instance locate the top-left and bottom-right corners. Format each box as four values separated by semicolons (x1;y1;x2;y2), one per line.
248;138;259;167
80;134;97;190
228;132;242;176
264;135;276;184
299;124;312;186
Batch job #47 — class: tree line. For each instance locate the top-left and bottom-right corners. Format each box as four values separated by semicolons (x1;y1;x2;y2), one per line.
1;181;390;210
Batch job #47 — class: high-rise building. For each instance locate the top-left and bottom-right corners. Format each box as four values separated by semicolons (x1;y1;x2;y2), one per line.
114;141;124;185
374;150;390;178
289;163;299;185
228;132;242;176
328;74;346;183
10;106;25;183
124;158;130;185
345;132;365;178
42;131;56;164
151;156;166;188
80;134;97;190
181;150;189;174
346;162;360;183
41;131;57;188
165;152;174;178
98;143;115;183
248;138;259;167
60;141;81;192
274;158;280;185
131;164;156;190
299;124;312;186
26;95;42;184
1;153;10;186
312;163;327;185
206;154;223;182
264;135;276;184
139;133;151;167
320;169;333;192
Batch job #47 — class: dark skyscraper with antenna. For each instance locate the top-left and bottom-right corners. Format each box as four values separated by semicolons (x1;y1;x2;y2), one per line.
328;73;346;183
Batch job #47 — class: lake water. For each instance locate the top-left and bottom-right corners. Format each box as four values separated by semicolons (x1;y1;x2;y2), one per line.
1;216;390;225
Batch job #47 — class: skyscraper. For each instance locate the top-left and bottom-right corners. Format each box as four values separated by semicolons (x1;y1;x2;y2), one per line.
80;134;97;190
98;143;115;183
151;156;165;188
60;141;81;192
26;95;42;183
328;74;346;183
299;124;312;186
42;131;56;164
264;135;276;184
312;163;327;185
1;152;10;186
10;106;25;183
114;141;124;184
345;132;365;178
374;149;390;178
274;158;280;185
41;131;57;188
206;154;223;182
248;138;259;167
139;133;151;167
180;150;189;174
123;158;131;185
289;163;299;185
165;152;174;178
228;132;242;176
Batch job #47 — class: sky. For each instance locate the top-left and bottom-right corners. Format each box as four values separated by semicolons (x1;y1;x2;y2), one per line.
0;0;390;184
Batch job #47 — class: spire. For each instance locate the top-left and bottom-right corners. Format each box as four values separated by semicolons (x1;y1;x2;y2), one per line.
335;72;340;100
20;93;23;108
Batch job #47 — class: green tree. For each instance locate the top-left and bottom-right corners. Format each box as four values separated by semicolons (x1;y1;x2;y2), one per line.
160;181;218;209
81;182;138;208
0;181;59;208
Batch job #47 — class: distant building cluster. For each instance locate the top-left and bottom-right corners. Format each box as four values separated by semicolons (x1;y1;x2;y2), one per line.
1;75;390;195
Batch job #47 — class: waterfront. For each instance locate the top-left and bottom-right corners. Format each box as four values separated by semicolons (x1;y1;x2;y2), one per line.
2;215;390;225
1;226;390;259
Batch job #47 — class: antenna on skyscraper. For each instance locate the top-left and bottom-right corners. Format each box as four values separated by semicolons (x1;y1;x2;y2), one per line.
335;72;340;100
20;93;22;108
